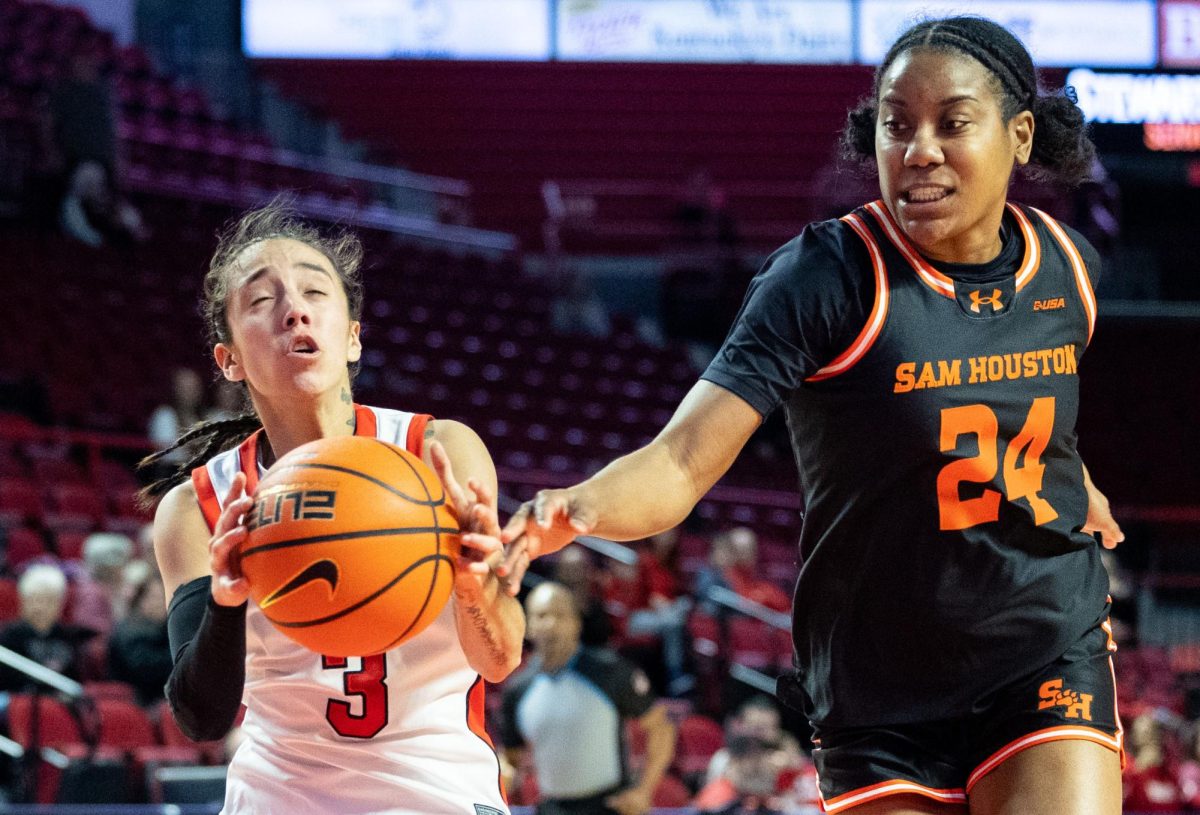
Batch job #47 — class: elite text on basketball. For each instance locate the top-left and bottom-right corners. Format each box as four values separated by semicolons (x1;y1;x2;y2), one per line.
248;488;337;531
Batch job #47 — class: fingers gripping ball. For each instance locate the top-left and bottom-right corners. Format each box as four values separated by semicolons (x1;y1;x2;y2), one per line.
241;436;459;656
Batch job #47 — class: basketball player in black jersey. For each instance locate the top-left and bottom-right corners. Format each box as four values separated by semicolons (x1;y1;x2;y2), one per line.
501;16;1125;815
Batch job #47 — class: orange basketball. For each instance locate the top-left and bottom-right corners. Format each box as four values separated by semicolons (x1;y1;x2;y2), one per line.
240;435;459;657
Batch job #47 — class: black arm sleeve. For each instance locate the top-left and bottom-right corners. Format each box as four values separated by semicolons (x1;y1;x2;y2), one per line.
165;576;247;742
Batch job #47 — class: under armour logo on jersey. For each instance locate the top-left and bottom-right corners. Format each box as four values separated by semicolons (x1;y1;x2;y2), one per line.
969;289;1005;314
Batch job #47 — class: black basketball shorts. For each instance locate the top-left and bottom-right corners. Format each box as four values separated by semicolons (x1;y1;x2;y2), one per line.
810;620;1123;813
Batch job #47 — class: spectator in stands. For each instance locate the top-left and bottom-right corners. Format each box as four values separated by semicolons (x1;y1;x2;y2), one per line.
107;564;171;706
704;696;805;788
68;531;134;638
0;563;94;690
48;49;146;247
148;368;206;453
693;735;787;815
49;50;117;188
1123;709;1184;812
605;529;693;696
501;581;676;815
58;160;148;248
553;545;613;647
1177;718;1200;811
694;527;790;615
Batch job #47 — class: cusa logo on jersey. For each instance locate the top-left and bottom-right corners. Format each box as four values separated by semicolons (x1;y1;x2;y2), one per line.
1034;297;1066;311
247;488;337;531
969;289;1004;313
1037;678;1093;721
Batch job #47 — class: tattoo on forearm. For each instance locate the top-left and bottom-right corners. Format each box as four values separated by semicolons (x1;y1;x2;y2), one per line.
464;603;507;666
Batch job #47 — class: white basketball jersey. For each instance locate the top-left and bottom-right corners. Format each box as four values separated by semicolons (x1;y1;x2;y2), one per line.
192;404;508;815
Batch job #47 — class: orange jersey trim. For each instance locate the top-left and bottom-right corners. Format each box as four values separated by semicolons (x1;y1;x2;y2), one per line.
864;201;1042;298
864;200;954;298
406;413;432;457
966;724;1122;793
806;212;890;382
1030;207;1097;344
1008;204;1041;291
191;465;222;531
237;432;262;496
820;778;966;813
466;675;507;803
353;403;378;439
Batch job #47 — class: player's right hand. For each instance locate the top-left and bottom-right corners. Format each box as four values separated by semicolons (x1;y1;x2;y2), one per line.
209;471;253;607
498;488;595;594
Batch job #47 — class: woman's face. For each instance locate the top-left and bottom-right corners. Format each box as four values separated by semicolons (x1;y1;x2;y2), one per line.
875;48;1033;263
215;238;361;404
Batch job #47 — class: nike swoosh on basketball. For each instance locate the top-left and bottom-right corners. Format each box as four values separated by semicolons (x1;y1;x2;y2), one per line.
261;559;340;608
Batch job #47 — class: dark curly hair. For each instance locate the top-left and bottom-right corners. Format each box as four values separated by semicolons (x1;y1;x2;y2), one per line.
841;16;1095;186
138;197;366;506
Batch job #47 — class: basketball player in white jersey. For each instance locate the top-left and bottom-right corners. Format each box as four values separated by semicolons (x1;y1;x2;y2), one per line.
140;201;523;815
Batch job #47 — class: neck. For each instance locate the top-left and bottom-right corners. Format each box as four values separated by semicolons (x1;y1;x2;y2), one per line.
539;641;580;672
250;384;357;466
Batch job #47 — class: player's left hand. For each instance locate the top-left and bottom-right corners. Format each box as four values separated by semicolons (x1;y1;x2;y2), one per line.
605;785;653;815
429;440;507;596
1082;465;1124;550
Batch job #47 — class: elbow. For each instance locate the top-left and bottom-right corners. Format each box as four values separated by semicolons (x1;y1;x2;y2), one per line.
477;649;523;684
168;699;236;743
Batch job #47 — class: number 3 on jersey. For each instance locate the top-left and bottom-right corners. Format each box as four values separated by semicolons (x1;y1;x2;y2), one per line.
322;655;388;738
936;397;1059;531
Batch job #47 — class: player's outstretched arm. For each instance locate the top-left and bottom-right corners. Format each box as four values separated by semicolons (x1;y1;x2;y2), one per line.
499;381;762;591
427;423;525;682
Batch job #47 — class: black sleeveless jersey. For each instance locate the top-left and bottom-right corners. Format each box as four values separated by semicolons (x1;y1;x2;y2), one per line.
703;200;1110;728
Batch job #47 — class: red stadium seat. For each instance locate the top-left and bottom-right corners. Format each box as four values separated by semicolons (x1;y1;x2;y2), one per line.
94;697;157;749
0;477;45;522
49;483;107;521
6;694;84;748
84;680;137;703
4;525;47;569
653;773;693;807
674;714;724;777
0;576;19;621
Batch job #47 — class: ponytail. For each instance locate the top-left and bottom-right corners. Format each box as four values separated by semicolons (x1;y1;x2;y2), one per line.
137;413;262;509
1027;90;1096;186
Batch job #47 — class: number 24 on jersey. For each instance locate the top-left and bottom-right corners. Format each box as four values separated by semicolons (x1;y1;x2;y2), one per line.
937;397;1059;531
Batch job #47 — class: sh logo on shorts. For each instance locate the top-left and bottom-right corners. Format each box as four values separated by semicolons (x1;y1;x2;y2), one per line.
1037;678;1093;721
969;288;1005;314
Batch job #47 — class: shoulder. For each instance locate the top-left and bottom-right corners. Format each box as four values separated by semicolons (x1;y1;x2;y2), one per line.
153;480;214;596
1054;220;1102;277
1019;205;1102;280
759;217;871;286
427;418;481;447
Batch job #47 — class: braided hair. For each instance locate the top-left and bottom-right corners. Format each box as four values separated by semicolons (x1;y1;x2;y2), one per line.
842;16;1095;185
138;197;365;507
